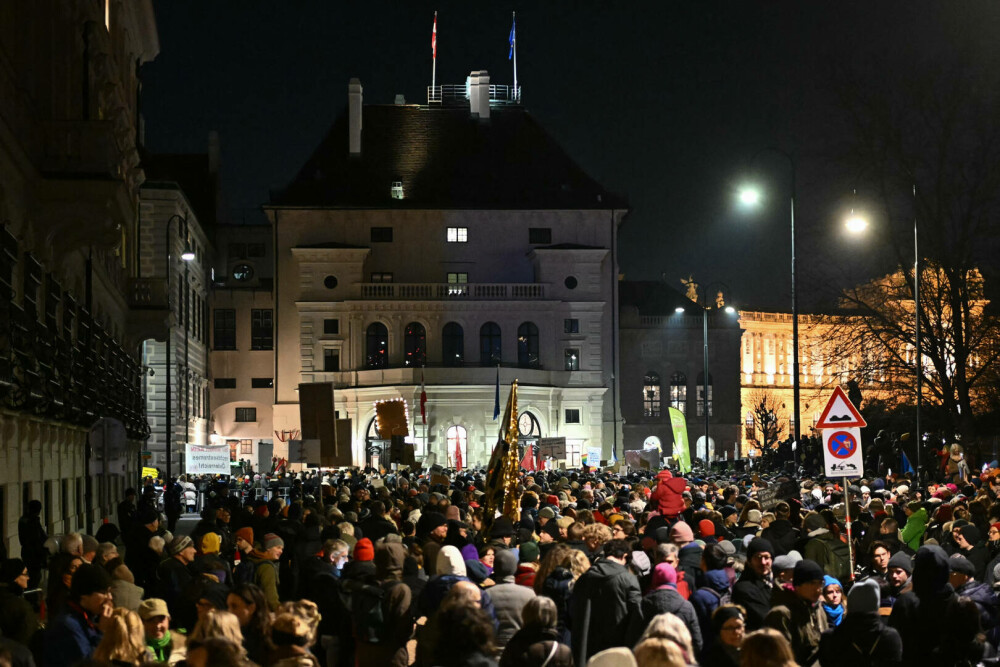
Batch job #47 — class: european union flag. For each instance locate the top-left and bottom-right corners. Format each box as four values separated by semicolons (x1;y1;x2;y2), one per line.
508;17;515;60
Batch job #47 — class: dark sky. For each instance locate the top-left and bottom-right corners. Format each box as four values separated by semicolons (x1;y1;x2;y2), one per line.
142;1;1000;310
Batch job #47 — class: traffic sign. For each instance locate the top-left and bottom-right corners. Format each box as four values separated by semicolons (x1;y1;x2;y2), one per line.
814;386;867;429
822;427;864;477
141;451;152;460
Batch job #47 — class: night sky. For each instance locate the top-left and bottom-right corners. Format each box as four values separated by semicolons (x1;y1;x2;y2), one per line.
142;1;1000;310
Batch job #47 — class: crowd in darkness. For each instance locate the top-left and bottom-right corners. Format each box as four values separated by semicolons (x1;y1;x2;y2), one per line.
0;445;994;666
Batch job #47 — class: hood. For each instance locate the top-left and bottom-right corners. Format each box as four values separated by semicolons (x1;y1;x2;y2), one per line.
703;568;731;592
492;549;517;582
436;545;467;577
912;544;951;598
374;543;406;580
587;558;625;582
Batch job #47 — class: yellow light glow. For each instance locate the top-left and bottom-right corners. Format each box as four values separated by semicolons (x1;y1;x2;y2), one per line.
845;216;869;234
739;188;761;206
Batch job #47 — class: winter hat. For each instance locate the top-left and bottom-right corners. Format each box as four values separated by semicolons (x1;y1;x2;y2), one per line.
235;527;254;546
745;509;763;526
958;525;982;545
823;575;842;592
538;507;556;520
803;513;827;532
631;551;651;577
137;598;170;620
747;538;774;559
519;541;540;563
847;578;880;613
670;522;694;544
201;532;221;555
793;560;826;586
651;562;678;589
492;517;515;538
991;522;1000;536
718;540;737;556
199;583;230;610
445;505;461;522
354;538;375;562
263;533;284;551
712;605;745;634
423;512;447;531
698;519;716;538
720;506;738;520
907;501;922;514
138;507;159;525
949;555;976;577
887;551;913;575
542;520;562;540
493;549;518;580
167;536;193;557
70;563;113;599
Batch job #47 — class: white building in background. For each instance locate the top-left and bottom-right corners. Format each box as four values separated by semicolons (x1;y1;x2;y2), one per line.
264;75;627;467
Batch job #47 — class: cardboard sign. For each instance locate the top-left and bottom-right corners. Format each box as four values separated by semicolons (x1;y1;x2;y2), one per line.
538;437;567;459
756;480;800;510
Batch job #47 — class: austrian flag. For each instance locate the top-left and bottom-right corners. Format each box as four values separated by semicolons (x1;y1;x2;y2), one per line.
432;13;437;59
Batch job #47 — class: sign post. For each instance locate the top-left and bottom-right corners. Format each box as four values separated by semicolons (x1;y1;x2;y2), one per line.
817;386;866;582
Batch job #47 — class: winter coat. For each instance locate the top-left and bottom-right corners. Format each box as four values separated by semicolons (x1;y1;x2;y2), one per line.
802;529;843;577
569;557;642;663
760;519;799;556
764;586;828;667
155;556;194;618
955;579;1000;644
246;552;281;611
732;567;773;630
44;604;102;667
0;585;37;646
628;585;702;652
490;581;536;649
650;470;687;518
539;567;575;645
900;508;928;551
499;625;573;667
676;543;704;591
958;543;990;581
690;569;732;650
817;612;902;667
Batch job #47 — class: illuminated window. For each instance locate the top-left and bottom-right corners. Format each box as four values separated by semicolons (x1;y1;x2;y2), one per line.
565;440;583;467
366;322;388;369
371;272;393;283
446;425;468;468
643;372;661;417
447;273;468;295
564;348;579;371
391;182;404;199
697;372;713;417
105;0;110;30
447;227;468;242
670;372;687;414
404;322;426;367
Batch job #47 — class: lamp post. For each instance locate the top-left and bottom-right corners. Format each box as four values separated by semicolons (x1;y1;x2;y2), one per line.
677;283;736;463
738;148;800;447
165;214;195;485
845;186;921;479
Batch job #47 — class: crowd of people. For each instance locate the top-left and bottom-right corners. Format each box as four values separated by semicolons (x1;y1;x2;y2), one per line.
2;453;999;666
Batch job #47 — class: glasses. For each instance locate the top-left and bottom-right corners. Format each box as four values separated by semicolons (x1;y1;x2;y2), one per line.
721;622;745;632
990;529;1000;536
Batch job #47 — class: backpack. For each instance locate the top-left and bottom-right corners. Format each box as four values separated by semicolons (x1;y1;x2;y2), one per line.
351;582;400;644
700;585;733;609
233;557;258;587
822;537;852;582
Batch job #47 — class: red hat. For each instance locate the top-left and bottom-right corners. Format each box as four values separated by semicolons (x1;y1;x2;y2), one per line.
698;519;716;538
235;527;254;546
546;495;559;506
354;538;375;562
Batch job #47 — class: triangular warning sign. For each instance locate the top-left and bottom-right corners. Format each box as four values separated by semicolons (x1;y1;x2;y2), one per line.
815;386;867;429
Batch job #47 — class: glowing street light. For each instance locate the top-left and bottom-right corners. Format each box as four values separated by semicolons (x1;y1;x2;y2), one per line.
739;187;761;206
845;215;869;235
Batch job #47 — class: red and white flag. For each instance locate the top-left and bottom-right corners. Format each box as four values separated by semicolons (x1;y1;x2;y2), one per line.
431;12;437;59
455;440;463;471
420;372;427;424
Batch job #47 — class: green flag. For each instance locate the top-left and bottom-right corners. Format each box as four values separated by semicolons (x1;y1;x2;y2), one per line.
669;407;692;473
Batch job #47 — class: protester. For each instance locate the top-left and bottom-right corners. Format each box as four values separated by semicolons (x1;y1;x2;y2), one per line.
44;563;114;666
138;598;187;665
92;607;148;665
499;596;573;667
817;578;902;667
0;558;37;646
699;604;745;667
569;538;642;663
740;627;797;667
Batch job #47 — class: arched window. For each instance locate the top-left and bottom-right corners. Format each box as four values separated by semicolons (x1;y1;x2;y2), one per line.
404;322;426;367
669;372;687;414
442;322;464;366
517;322;540;368
480;322;501;366
446;425;468;469
643;372;661;417
365;322;388;369
697;371;713;417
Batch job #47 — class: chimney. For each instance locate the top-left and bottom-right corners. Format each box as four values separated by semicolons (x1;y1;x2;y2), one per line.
468;71;481;117
477;70;490;119
208;130;220;175
348;78;363;155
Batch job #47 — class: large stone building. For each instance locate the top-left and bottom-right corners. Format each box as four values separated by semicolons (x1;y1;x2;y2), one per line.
260;75;627;468
619;281;743;462
0;1;158;549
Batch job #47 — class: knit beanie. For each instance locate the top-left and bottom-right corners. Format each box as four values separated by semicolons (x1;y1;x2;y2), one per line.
235;527;254;546
492;517;515;538
538;507;556;520
423;512;447;531
70;563;113;599
652;562;678;589
712;605;745;634
263;533;284;551
746;537;774;559
803;513;828;532
793;560;825;586
746;509;763;525
888;551;913;575
167;535;193;557
847;578;880;613
959;524;982;545
698;519;716;538
519;541;540;563
493;549;518;579
670;521;694;544
201;532;221;555
354;537;375;562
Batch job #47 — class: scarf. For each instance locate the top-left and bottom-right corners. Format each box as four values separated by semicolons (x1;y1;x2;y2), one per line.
147;630;172;662
823;601;845;627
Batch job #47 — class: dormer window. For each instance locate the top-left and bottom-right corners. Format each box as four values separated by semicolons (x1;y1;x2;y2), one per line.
391;181;404;199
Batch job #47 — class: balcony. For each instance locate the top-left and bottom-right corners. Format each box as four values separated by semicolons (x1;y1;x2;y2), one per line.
355;282;546;300
303;364;605;390
126;278;170;343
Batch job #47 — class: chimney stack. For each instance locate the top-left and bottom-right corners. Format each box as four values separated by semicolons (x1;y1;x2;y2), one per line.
348;78;363;155
208;130;220;175
468;70;490;119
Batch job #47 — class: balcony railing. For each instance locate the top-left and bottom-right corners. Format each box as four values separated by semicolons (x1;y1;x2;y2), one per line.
357;282;546;300
427;83;521;105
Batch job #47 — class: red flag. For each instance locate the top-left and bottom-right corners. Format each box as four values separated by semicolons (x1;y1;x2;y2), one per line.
420;372;427;424
431;13;437;59
520;448;536;471
455;439;463;470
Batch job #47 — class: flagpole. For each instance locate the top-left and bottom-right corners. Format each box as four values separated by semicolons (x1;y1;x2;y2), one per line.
431;11;437;99
512;11;517;101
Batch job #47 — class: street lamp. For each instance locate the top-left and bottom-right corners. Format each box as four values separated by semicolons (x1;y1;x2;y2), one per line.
845;190;922;479
165;214;195;485
738;148;801;448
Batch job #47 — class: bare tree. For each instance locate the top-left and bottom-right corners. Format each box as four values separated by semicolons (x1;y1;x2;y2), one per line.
745;388;786;453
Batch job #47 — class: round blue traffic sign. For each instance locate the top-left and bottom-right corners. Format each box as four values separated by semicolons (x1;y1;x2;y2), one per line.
828;431;857;459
